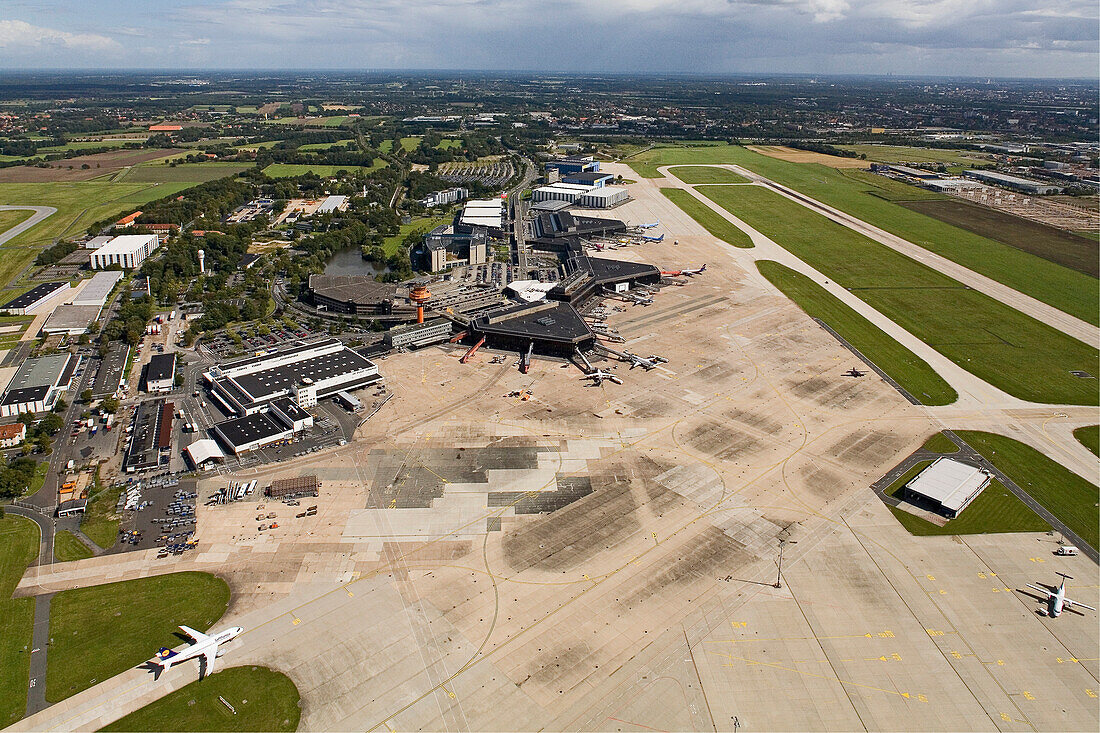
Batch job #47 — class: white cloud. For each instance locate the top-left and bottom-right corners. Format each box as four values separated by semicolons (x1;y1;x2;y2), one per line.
0;19;118;51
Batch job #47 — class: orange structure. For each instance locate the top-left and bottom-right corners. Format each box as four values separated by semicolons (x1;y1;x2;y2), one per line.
408;284;431;324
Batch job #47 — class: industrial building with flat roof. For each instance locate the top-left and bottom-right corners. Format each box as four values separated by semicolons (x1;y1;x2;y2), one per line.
143;353;177;393
458;199;506;230
561;171;615;187
204;337;381;416
40;304;102;336
901;457;992;518
212;397;314;455
0;282;69;315
306;275;407;316
385;318;453;349
0;353;77;416
544;156;599;175
72;271;123;307
89;234;160;270
124;398;172;472
317;195;349;213
964;170;1064;195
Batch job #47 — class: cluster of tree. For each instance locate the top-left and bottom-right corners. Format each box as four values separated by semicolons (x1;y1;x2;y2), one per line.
785;140;859;159
101;293;155;346
35;241;79;266
0;456;40;498
253;147;378;169
136;177;254;226
146;127;207;146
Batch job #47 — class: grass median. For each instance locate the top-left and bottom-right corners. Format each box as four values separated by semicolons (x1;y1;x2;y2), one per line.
47;572;230;702
99;666;300;732
0;515;39;726
953;431;1099;549
53;530;94;562
668;166;748;184
705;185;1098;405
757;261;956;405
660;188;752;248
1073;425;1098;457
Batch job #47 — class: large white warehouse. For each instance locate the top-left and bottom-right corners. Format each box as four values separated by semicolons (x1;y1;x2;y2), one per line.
89;234;160;270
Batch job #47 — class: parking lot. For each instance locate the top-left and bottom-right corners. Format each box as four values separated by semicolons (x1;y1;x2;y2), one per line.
200;323;327;360
113;475;200;556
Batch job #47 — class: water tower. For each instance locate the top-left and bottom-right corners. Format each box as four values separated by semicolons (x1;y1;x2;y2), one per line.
197;249;205;274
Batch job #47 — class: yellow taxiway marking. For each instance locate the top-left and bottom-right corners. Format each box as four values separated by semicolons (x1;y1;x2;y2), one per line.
707;630;893;644
714;651;915;699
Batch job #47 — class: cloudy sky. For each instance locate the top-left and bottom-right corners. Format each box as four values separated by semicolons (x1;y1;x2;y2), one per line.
1;0;1097;78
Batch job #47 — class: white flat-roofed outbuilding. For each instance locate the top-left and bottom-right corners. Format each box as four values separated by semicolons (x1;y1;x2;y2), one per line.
902;457;993;518
89;234;160;270
72;271;123;307
578;186;629;208
459;199;505;229
316;195;349;213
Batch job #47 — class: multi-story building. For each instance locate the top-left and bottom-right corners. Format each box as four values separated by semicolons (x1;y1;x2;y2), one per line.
89;234;160;270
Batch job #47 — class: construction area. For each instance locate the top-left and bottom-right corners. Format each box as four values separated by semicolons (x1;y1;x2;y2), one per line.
11;163;1099;733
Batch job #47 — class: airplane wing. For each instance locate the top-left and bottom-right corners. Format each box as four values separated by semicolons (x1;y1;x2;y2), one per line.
1025;584;1054;599
1067;599;1097;612
179;625;211;643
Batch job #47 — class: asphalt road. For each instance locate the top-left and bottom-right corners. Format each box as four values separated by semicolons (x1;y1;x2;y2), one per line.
0;206;57;247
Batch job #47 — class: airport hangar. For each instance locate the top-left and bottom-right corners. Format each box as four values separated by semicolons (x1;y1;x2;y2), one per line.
0;353;78;417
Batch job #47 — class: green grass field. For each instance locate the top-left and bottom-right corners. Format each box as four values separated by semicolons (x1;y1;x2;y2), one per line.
659;188;752;248
47;572;230;703
757;261;957;405
630;144;1098;325
0;181;191;290
921;432;960;454
80;484;122;550
668;166;748;184
0;515;39;726
383;216;449;256
436;138;462;150
262;115;350;127
379;136;422;153
887;465;1049;536
100;666;301;732
37;140;136;153
24;462;48;499
53;530;94;562
955;430;1099;548
1073;425;1098;457
262;162;386;178
836;144;993;166
116;162;252;184
297;141;356;152
0;209;32;236
701;185;1098;405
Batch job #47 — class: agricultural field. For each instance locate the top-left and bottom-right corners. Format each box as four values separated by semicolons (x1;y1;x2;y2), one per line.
746;145;872;168
0;148;184;183
900;199;1098;278
885;463;1049;537
757;261;957;405
101;666;301;732
0;181;192;290
668;166;748;184
660;188;753;248
116;162;253;184
0;515;38;727
836;144;994;166
262;162;386;178
379;136;422;153
955;430;1099;549
297;140;356;152
37;140;136;153
47;572;230;702
233;140;281;151
630;144;1098;324
699;183;1099;405
53;530;94;562
262;115;350;127
1073;425;1098;456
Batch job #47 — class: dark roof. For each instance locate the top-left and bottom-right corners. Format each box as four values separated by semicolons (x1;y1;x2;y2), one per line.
0;385;49;407
220;337;342;372
472;301;593;345
0;282;67;310
157;402;174;449
271;396;309;423
125;399;165;471
145;353;176;383
308;276;399;307
562;172;614;183
214;411;289;449
583;256;662;285
531;211;625;240
230;347;375;404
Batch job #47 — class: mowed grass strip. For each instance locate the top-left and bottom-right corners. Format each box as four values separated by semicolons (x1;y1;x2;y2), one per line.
47;572;230;702
757;261;956;405
100;666;301;732
922;432;960;454
1073;425;1098;456
80;484;123;550
668;166;748;184
660;188;752;248
262;162;386;178
886;465;1049;537
53;530;94;562
631;144;1098;324
703;185;1098;405
0;515;39;726
0;209;33;237
954;430;1099;549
